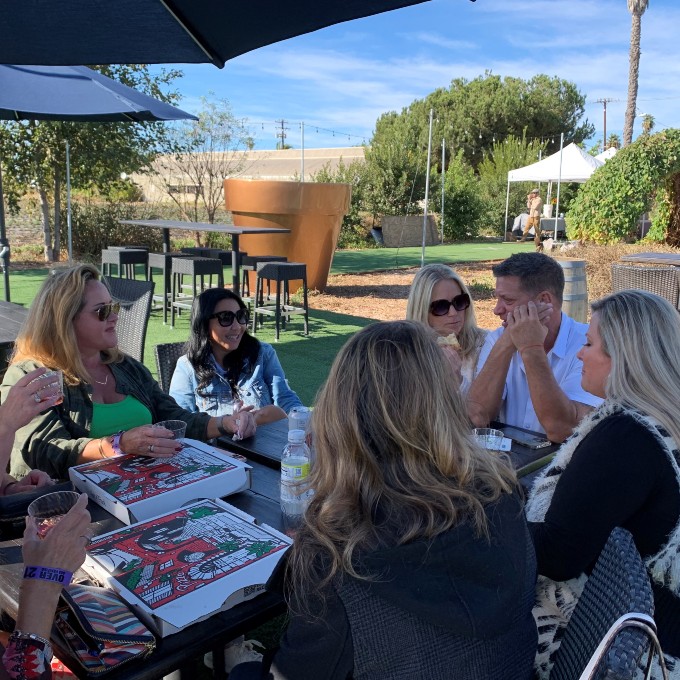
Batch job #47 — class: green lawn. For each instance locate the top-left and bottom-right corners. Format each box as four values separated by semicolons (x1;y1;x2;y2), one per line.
329;240;531;275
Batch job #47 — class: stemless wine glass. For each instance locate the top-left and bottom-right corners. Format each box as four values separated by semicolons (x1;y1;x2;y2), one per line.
28;491;81;538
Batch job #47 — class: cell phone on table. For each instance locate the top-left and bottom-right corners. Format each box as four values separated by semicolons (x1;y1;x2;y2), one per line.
501;426;552;450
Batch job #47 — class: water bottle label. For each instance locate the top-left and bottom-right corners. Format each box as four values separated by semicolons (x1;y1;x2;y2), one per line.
281;461;310;480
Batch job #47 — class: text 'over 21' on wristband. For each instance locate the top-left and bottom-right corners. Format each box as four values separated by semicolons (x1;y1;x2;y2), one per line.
23;565;73;585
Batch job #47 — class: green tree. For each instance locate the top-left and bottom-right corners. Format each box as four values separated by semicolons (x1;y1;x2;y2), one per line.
0;64;182;261
607;133;622;150
440;151;485;240
623;0;649;146
310;156;370;248
476;134;547;234
366;72;593;217
152;96;254;243
641;113;655;136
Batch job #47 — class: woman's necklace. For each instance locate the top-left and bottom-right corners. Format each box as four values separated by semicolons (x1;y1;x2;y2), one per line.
93;368;109;386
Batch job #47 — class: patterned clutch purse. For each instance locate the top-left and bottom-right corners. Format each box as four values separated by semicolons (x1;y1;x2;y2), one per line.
52;584;156;675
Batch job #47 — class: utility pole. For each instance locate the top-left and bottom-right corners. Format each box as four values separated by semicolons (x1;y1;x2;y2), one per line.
275;119;289;149
595;98;618;150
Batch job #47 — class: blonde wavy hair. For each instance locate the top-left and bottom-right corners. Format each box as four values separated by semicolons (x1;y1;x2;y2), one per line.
592;290;680;448
287;321;516;609
13;264;123;385
406;263;485;359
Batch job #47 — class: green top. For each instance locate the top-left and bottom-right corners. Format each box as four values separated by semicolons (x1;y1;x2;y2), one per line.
1;356;211;480
90;395;152;438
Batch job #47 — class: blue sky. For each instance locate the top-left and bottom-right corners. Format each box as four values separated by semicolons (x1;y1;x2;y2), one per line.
154;0;680;151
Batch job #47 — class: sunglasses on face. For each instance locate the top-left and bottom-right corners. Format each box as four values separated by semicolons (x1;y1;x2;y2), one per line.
210;309;249;327
429;293;471;316
94;302;121;321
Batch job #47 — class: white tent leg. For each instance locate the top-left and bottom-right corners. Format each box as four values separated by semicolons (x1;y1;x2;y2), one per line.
503;179;511;242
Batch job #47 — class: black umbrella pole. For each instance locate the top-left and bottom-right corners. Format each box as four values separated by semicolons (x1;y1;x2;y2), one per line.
0;164;10;302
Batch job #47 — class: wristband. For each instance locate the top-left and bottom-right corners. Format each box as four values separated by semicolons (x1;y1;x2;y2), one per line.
98;437;107;459
23;565;73;585
216;415;231;438
110;430;125;457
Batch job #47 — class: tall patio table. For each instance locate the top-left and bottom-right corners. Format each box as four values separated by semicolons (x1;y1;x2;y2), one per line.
119;220;290;296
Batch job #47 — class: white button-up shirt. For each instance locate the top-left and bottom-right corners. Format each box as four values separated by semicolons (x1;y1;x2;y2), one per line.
475;313;603;434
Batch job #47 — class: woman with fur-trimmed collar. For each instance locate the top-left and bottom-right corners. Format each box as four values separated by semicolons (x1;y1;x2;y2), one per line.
526;290;680;678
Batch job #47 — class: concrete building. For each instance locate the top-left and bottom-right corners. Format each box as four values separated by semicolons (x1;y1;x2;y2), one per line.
134;146;365;202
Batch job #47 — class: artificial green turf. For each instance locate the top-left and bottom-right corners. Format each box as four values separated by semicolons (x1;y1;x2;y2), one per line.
329;240;533;275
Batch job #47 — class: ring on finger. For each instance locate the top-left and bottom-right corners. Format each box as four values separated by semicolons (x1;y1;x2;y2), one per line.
148;444;154;453
33;392;42;403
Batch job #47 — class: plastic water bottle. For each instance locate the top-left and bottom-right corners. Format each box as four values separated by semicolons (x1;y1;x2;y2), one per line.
280;429;311;519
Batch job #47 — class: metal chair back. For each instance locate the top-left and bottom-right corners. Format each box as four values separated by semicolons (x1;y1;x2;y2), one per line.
611;264;680;310
103;276;154;362
550;527;667;680
154;341;186;393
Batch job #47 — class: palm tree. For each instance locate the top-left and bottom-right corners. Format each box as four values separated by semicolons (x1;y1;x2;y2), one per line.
623;0;649;147
607;133;622;150
641;113;655;135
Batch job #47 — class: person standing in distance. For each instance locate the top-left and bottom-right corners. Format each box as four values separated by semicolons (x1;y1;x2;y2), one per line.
521;189;543;247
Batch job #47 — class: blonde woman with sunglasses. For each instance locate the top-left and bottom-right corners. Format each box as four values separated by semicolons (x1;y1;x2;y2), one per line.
169;287;302;423
0;264;255;481
406;263;487;393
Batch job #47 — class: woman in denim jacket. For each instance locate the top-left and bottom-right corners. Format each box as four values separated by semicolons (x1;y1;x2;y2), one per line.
170;288;302;424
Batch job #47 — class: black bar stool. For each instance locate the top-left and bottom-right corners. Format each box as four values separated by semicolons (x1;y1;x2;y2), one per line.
101;248;148;279
170;257;224;328
241;255;287;302
252;262;309;341
147;252;191;324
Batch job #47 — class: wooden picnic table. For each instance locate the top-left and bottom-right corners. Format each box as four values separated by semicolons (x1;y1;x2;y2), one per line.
119;219;290;296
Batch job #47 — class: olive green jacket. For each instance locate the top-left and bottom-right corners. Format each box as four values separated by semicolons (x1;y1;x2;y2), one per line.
1;357;211;480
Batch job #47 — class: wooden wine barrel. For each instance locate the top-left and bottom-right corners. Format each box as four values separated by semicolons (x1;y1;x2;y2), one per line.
555;257;588;323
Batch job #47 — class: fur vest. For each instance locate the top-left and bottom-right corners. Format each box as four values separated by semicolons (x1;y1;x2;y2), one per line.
526;401;680;679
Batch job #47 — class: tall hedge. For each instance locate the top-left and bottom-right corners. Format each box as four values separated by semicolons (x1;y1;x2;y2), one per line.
567;129;680;244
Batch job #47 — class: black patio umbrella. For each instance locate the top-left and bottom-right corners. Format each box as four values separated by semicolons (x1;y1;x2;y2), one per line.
0;64;197;301
0;0;431;67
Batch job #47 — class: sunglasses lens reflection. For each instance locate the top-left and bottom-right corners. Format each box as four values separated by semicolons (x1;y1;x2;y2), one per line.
97;302;120;321
430;294;470;316
216;309;248;327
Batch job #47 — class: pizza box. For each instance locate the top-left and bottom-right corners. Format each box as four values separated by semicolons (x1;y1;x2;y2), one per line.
83;499;291;637
69;439;251;525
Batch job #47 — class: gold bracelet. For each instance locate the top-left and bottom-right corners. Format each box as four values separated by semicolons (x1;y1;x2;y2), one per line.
98;437;107;459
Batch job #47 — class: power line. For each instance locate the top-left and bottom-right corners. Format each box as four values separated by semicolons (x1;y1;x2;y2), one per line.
274;119;289;149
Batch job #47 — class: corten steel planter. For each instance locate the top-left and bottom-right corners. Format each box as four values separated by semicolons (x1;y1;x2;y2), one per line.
224;179;351;292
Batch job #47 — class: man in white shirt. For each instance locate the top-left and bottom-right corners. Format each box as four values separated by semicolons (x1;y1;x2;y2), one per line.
468;252;602;443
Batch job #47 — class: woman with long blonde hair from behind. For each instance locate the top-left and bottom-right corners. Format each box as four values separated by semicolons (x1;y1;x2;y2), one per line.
230;321;537;680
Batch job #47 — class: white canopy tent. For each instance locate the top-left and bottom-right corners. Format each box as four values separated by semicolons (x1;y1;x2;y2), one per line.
505;140;604;239
595;146;617;162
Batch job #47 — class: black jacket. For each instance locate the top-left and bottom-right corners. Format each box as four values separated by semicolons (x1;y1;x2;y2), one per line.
233;490;537;680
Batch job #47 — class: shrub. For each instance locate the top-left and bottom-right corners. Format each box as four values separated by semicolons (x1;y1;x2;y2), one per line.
567;129;680;244
441;152;485;240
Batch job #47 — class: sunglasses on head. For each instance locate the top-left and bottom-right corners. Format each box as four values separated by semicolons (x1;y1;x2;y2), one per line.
429;293;471;316
95;302;121;321
210;309;249;327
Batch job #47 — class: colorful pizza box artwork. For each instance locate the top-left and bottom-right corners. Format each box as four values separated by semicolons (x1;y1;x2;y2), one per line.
84;499;291;636
69;439;251;524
